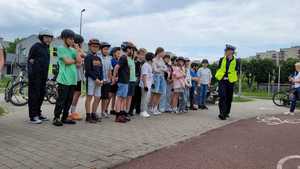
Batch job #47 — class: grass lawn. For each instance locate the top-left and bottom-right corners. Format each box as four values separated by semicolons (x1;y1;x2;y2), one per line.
0;106;8;116
0;76;13;93
242;91;272;100
233;96;254;102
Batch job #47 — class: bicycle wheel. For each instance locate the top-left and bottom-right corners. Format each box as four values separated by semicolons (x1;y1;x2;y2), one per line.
46;84;57;104
272;92;289;107
10;81;29;106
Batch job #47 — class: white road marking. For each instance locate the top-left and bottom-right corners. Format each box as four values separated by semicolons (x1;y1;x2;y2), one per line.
256;115;300;125
277;155;300;169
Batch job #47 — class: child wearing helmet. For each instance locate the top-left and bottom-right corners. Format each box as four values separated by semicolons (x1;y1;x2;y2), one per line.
111;42;133;123
84;39;104;123
52;29;78;126
97;42;112;118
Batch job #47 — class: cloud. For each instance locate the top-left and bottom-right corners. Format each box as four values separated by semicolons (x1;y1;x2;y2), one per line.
0;0;299;60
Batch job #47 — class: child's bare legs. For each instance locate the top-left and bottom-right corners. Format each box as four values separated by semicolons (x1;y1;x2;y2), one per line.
150;93;161;112
85;96;93;114
115;96;121;113
92;97;101;113
171;92;179;111
110;93;116;112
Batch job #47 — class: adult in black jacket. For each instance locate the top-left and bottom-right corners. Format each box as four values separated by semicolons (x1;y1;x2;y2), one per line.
28;30;53;124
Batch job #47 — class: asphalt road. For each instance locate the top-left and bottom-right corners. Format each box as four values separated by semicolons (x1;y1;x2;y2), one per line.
113;114;300;169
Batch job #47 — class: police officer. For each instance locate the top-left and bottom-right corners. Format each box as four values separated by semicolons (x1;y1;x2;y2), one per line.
28;30;54;124
215;44;239;120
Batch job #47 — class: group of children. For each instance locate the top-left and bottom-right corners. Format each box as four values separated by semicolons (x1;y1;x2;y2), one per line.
33;29;213;126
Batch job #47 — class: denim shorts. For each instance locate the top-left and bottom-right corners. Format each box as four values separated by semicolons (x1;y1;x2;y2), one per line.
117;83;129;98
151;74;166;94
86;77;101;97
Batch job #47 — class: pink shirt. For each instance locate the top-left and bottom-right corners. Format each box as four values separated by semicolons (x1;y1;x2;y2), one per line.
172;66;186;89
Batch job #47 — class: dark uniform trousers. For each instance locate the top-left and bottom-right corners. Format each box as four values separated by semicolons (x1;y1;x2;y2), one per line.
28;72;48;120
218;80;234;117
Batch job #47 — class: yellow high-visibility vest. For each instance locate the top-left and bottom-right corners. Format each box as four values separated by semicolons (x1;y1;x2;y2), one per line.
215;56;238;83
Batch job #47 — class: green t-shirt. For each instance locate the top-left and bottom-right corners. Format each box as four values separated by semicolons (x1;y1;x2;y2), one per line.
56;46;77;85
128;57;136;82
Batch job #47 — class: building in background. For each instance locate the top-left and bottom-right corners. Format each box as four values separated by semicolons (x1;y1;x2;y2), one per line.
254;46;300;65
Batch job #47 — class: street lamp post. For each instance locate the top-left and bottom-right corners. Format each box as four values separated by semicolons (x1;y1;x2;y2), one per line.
80;9;86;35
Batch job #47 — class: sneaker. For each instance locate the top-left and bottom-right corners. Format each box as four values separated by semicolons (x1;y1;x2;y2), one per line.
190;107;198;110
39;115;49;121
153;110;161;116
140;111;150;118
86;114;96;123
283;111;291;115
218;115;226;120
115;115;127;123
122;112;131;121
92;113;102;123
61;119;76;125
30;116;42;124
52;118;63;126
101;111;109;118
110;110;116;115
203;105;208;110
290;112;295;115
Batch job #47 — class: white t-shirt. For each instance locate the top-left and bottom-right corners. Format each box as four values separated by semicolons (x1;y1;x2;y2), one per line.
152;57;167;74
197;67;212;85
294;73;300;88
139;62;153;88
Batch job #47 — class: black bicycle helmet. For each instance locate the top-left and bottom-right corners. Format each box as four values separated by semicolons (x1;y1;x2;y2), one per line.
74;34;84;44
60;29;75;39
202;59;209;64
100;42;111;49
145;52;155;62
110;47;121;56
176;56;185;62
121;41;135;52
191;62;198;68
88;39;101;46
171;56;177;62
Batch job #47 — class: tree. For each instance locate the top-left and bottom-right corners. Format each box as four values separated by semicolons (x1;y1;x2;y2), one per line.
208;62;218;85
6;38;22;53
253;58;276;84
279;58;298;83
241;59;257;89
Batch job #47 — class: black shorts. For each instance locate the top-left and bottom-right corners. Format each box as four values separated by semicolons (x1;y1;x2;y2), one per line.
101;83;111;99
127;82;136;96
75;81;82;92
110;84;118;94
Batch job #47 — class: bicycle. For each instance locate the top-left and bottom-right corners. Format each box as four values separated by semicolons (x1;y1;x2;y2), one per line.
4;64;29;106
272;88;293;107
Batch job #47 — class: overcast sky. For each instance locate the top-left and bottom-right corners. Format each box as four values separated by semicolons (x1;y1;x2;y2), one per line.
0;0;299;61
